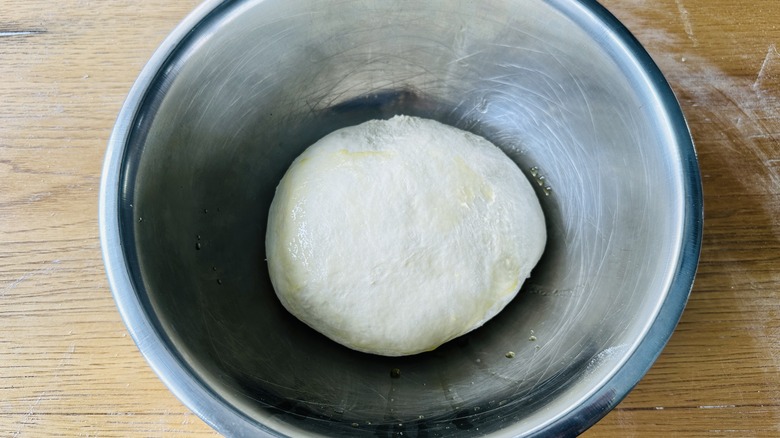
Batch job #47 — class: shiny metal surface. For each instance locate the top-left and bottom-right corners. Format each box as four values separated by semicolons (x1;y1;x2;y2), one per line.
99;0;702;436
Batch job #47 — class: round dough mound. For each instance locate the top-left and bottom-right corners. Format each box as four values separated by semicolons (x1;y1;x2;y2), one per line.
266;115;546;356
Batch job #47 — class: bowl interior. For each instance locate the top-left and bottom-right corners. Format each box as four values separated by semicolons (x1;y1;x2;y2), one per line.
114;0;694;436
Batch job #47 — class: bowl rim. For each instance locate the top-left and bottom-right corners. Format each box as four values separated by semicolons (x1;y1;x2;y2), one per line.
98;0;703;436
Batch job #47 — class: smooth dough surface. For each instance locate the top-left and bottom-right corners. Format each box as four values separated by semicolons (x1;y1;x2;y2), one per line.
266;115;546;356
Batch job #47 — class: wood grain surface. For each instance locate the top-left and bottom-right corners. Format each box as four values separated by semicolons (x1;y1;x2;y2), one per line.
1;0;778;436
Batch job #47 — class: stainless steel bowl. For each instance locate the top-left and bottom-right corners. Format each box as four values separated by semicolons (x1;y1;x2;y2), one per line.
99;0;702;436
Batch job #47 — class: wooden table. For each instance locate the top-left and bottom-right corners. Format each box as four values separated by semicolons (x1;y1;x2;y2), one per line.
2;0;778;435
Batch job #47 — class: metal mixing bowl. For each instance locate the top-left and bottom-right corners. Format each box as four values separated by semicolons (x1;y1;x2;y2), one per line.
99;0;702;436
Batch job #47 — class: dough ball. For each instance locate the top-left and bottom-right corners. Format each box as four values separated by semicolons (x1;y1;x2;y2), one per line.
266;115;546;356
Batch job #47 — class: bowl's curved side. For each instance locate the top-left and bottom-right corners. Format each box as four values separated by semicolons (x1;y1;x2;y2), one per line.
99;1;272;436
533;1;703;436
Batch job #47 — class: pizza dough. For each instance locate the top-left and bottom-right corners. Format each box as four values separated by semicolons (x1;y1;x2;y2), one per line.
266;115;546;356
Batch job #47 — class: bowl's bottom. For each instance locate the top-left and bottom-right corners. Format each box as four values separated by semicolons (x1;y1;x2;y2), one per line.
130;89;640;436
